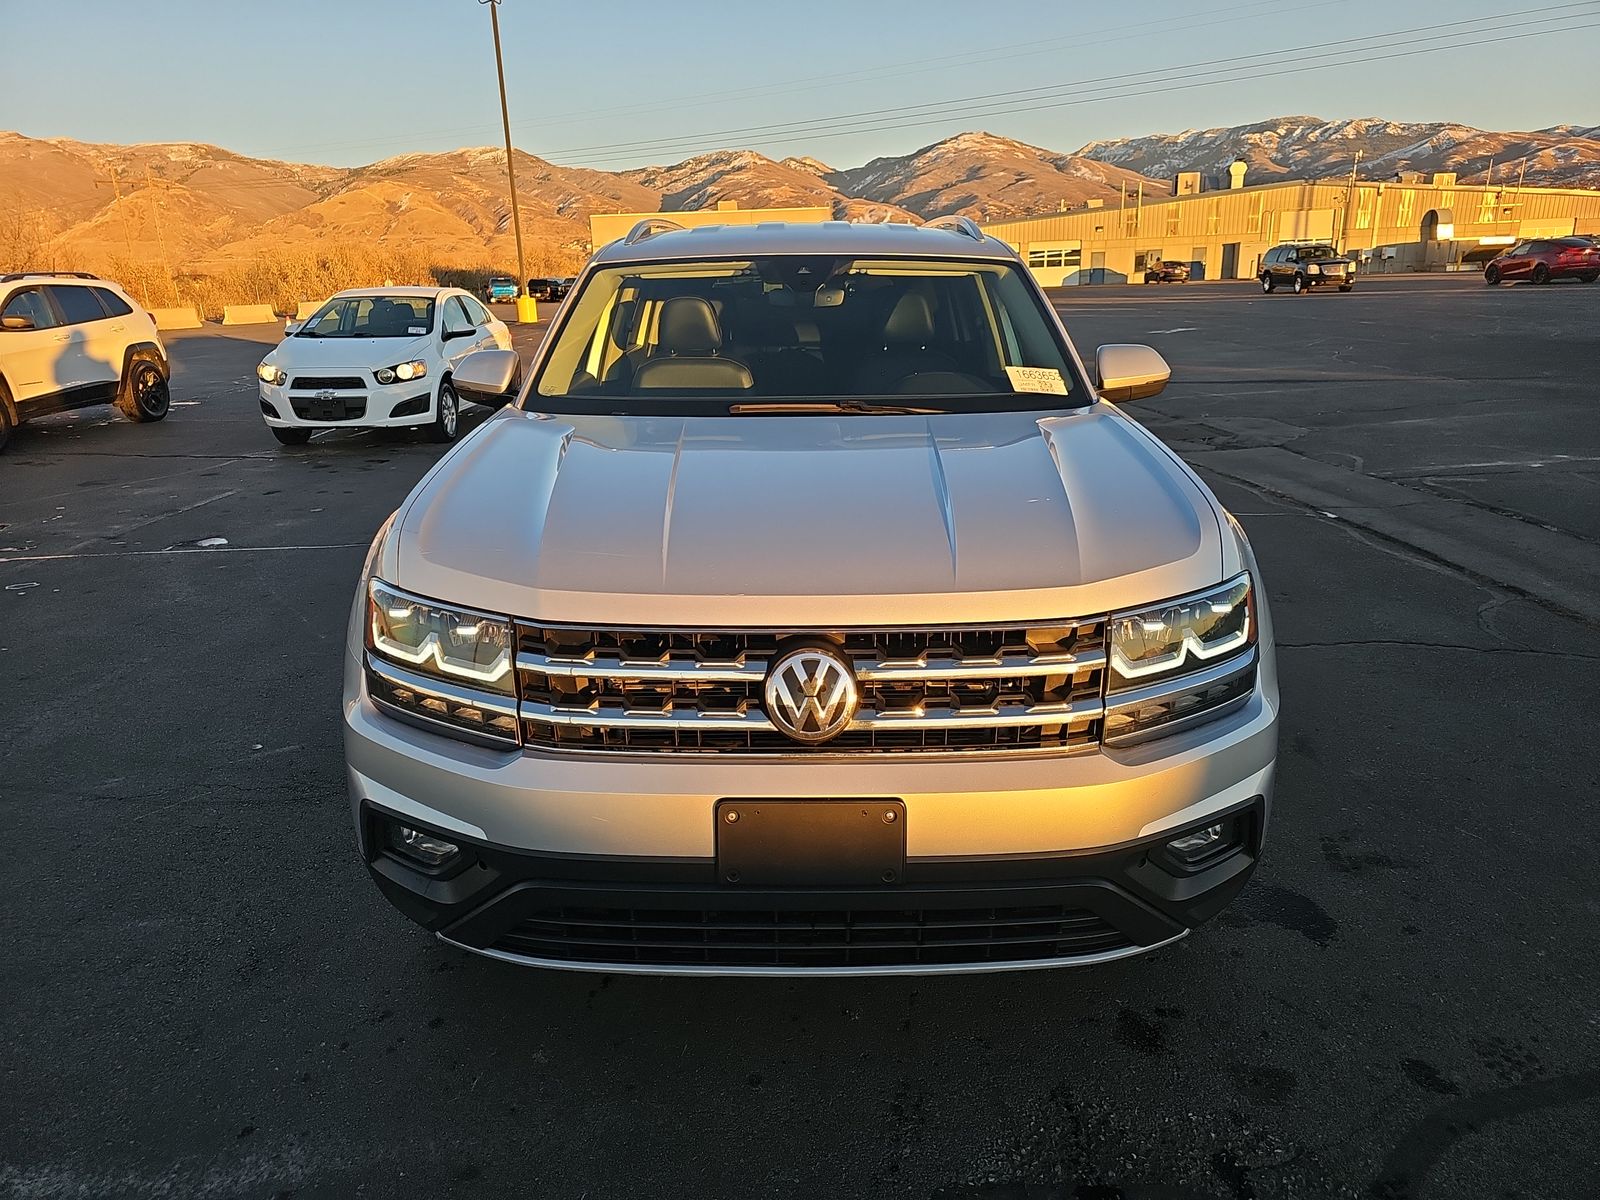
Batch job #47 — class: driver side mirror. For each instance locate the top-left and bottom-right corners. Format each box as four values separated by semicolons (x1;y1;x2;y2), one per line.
1;314;36;331
443;326;477;342
283;320;303;335
1095;344;1171;402
452;349;521;406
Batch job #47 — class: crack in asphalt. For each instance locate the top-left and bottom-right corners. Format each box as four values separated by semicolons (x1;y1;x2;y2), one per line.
1277;639;1600;660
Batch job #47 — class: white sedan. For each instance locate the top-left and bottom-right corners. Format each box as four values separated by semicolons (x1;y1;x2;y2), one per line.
255;287;512;446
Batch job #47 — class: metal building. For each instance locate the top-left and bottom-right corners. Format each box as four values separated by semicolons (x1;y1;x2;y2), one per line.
981;168;1600;286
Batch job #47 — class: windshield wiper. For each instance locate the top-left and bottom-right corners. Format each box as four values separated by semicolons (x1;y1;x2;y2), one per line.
728;400;941;415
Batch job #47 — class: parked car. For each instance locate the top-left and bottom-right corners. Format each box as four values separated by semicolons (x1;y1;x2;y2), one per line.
1258;244;1354;294
1484;237;1600;285
526;277;568;302
484;276;519;304
0;271;170;452
255;287;512;446
1143;260;1190;284
345;218;1280;977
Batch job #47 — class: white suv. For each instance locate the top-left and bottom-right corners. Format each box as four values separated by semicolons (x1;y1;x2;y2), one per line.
255;287;512;446
0;272;171;452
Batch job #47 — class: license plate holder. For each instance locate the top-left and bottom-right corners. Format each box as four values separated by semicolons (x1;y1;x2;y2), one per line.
715;799;905;886
306;399;347;421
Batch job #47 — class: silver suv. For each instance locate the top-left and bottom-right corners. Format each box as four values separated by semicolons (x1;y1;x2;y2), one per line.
344;218;1279;976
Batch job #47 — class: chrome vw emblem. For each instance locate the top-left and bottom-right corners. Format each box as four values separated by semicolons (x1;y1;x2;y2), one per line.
764;646;858;744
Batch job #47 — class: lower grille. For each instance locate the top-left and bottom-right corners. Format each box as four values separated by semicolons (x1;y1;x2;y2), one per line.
491;903;1132;968
289;375;366;390
290;397;367;421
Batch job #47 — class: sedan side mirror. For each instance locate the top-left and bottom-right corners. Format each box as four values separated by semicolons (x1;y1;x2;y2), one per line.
1095;344;1171;402
283;320;303;335
452;349;521;406
442;326;478;342
1;314;36;331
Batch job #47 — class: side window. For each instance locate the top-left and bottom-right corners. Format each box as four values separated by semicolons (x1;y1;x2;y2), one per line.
443;297;474;336
1;288;61;330
462;296;491;326
92;288;134;317
47;284;110;325
1266;249;1282;265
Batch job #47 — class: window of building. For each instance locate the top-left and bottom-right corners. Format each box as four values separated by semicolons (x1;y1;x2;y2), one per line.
1356;188;1376;229
1396;191;1415;226
1026;248;1081;269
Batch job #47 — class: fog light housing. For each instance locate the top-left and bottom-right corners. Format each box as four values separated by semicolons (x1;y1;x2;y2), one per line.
388;823;460;870
1159;814;1245;873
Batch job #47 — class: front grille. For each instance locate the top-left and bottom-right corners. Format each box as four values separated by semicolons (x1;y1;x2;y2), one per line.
515;621;1105;756
289;375;367;391
491;902;1132;968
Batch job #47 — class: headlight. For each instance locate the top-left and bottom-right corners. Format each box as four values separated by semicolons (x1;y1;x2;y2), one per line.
1307;263;1322;274
1109;575;1254;690
365;580;518;744
1104;576;1257;745
375;360;428;385
256;362;286;386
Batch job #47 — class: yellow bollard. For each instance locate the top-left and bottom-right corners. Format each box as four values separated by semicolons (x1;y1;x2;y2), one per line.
516;295;540;324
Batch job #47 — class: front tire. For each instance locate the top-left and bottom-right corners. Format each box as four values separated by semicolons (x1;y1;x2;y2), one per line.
115;357;170;423
271;426;312;446
1579;271;1597;283
1260;274;1275;294
1532;263;1551;285
428;379;460;444
1339;283;1354;293
1292;274;1308;295
1485;265;1501;285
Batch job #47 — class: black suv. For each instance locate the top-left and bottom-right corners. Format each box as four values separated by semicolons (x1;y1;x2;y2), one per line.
1259;244;1354;294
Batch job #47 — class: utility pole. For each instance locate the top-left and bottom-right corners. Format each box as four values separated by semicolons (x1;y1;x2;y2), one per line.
144;168;178;304
1339;149;1362;254
481;0;534;323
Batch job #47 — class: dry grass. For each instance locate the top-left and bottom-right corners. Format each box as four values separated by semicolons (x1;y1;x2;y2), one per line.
69;241;586;318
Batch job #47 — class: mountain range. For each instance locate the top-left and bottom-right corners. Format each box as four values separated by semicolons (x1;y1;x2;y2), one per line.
3;114;1596;276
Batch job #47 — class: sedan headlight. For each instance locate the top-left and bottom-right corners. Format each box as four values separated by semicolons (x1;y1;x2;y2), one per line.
365;580;518;744
1104;575;1257;746
375;360;428;385
256;362;287;386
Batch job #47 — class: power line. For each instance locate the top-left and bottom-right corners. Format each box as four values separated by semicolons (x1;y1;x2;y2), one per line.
256;0;1343;161
525;3;1600;165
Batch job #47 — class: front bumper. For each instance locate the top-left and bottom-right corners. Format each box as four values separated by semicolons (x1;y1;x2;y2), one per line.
344;642;1278;975
258;381;434;428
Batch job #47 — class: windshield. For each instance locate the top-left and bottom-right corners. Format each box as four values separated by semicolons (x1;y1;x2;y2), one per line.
529;255;1081;413
489;277;515;286
297;295;435;338
1298;246;1339;259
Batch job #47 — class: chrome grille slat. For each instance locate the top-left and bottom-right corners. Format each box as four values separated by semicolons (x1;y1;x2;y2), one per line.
514;619;1107;756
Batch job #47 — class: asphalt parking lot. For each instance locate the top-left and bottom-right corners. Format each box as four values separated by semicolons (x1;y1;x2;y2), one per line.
3;275;1597;1200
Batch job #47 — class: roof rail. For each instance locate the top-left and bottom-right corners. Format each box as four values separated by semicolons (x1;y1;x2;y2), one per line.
622;218;686;246
921;215;985;242
0;271;100;283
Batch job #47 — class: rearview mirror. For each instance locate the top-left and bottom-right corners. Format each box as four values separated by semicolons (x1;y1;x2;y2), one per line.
452;349;521;405
1095;343;1171;402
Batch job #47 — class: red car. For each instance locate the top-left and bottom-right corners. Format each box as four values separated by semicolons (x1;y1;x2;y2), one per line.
1484;237;1600;285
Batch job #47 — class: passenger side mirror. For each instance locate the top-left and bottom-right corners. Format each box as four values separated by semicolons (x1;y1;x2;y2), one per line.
1;314;36;331
1095;344;1171;402
452;349;521;406
443;326;477;342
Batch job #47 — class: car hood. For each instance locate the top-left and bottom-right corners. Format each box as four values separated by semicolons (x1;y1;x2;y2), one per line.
268;334;430;367
390;407;1225;626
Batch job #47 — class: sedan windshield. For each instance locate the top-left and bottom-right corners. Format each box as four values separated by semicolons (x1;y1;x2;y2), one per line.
297;295;435;338
531;256;1081;412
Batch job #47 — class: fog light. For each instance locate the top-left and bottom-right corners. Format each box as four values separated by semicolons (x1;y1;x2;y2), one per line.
389;824;460;868
1168;824;1225;856
1159;814;1245;873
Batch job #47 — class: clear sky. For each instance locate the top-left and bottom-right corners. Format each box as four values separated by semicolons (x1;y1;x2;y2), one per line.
2;0;1595;169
